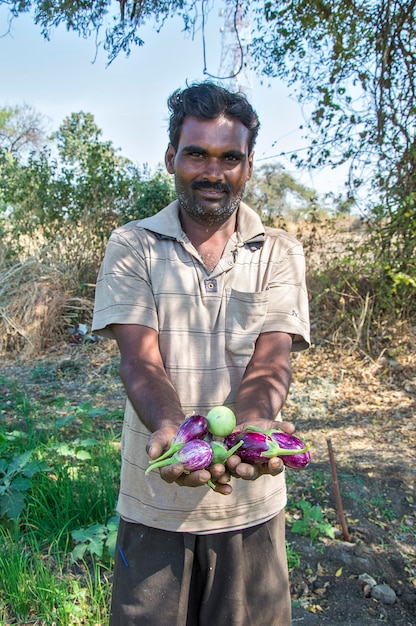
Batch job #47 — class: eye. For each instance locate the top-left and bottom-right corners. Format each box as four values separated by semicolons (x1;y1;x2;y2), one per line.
224;152;245;163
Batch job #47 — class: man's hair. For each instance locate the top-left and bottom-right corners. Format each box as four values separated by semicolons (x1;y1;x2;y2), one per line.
167;81;260;153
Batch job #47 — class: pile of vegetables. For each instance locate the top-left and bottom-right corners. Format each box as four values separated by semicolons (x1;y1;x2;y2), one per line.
145;406;311;485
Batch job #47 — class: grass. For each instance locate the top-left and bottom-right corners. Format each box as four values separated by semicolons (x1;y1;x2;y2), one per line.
0;375;121;625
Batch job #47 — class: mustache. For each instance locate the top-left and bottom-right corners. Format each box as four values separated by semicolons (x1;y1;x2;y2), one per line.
191;180;231;193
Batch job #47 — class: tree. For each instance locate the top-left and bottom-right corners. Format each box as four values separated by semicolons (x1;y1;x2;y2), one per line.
0;103;47;155
1;0;192;64
244;162;321;223
1;107;175;278
249;0;415;294
2;0;414;311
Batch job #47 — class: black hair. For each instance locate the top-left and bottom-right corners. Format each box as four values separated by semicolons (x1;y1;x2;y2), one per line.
167;81;260;154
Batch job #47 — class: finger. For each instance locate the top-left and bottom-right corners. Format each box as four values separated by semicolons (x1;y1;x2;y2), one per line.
225;455;258;479
210;482;233;495
208;463;227;481
178;469;212;487
279;421;296;434
267;457;285;475
159;463;185;483
146;427;178;459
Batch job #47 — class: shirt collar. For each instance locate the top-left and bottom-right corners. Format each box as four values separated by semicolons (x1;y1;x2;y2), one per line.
138;200;265;244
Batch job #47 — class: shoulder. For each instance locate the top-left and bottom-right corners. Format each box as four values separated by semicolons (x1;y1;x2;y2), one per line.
263;226;305;254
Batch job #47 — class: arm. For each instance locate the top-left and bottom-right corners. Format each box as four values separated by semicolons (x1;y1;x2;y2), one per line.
227;330;295;480
111;323;232;493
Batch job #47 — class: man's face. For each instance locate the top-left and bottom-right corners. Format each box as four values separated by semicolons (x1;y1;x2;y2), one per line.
165;115;253;227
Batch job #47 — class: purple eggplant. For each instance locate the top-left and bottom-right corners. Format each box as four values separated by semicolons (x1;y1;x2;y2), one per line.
244;426;311;469
148;414;208;464
225;428;311;468
267;430;311;469
224;431;282;465
145;439;213;475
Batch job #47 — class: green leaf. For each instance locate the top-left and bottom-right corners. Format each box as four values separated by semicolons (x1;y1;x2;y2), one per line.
0;490;26;521
9;476;32;492
74;450;92;461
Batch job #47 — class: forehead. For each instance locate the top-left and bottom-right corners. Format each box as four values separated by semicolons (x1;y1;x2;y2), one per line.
177;115;251;153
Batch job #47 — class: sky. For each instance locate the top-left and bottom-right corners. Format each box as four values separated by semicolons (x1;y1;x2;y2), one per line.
0;1;348;197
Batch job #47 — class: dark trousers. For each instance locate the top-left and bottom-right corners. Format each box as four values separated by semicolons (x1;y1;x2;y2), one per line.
109;509;291;626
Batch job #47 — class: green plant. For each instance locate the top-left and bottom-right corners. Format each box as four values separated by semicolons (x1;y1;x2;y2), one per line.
71;515;119;563
285;540;301;571
289;501;336;542
0;527;112;624
0;449;49;523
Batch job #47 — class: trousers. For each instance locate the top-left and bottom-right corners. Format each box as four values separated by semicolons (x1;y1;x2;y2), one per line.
109;508;291;626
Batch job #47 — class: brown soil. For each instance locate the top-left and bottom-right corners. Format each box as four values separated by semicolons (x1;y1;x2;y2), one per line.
1;325;415;625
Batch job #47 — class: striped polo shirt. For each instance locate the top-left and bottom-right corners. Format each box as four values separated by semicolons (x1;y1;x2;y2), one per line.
92;200;310;533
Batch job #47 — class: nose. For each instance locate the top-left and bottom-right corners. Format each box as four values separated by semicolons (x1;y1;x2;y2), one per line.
202;157;224;181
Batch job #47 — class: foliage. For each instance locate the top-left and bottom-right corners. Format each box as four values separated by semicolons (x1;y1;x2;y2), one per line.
2;0;192;64
0;447;49;523
250;0;415;288
0;107;175;280
244;162;324;224
289;501;336;543
0;374;120;622
71;515;119;562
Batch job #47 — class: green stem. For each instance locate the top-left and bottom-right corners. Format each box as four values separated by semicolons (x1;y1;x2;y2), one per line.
148;442;184;465
145;455;178;475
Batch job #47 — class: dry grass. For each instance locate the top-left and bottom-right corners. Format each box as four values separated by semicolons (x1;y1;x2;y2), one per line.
0;257;94;359
0;215;409;360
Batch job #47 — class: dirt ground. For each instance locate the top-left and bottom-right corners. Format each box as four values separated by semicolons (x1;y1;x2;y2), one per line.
1;324;415;625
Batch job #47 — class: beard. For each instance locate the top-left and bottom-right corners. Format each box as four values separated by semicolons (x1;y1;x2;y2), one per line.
175;177;245;227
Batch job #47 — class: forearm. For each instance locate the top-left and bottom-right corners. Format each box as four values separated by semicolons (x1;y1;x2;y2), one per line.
235;363;291;424
119;357;185;432
234;331;293;428
111;324;185;433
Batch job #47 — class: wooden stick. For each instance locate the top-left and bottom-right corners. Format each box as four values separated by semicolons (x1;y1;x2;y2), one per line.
327;438;351;542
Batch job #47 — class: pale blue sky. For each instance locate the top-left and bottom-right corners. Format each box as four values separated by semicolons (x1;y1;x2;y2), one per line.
0;2;347;195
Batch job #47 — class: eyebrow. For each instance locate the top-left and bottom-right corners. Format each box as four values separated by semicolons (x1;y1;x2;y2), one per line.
182;145;247;159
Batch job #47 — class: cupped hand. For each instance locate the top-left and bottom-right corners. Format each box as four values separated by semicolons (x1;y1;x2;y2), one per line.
146;429;234;494
225;454;285;481
159;462;233;495
146;426;179;460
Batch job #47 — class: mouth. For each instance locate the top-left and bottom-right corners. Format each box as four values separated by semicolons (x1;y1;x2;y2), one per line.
192;182;230;202
196;188;227;200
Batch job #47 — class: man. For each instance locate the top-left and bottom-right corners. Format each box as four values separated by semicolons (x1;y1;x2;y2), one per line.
92;81;310;626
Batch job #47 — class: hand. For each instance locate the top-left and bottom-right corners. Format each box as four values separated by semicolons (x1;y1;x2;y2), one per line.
159;462;234;495
226;454;285;480
223;419;294;480
146;427;234;495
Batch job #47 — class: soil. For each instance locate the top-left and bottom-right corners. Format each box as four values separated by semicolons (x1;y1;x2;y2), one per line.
1;326;415;626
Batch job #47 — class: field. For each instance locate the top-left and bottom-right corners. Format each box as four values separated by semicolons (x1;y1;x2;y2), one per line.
1;323;415;624
0;214;415;624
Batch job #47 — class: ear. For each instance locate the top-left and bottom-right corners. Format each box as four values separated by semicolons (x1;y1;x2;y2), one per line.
165;144;176;174
246;151;254;181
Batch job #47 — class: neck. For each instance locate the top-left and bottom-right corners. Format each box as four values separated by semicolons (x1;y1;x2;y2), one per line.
179;208;237;246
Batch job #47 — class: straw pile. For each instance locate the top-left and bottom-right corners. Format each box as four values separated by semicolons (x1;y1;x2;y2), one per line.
0;258;94;358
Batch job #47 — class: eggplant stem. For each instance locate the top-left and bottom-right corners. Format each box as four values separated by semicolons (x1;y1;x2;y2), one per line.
148;442;184;464
145;456;178;475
